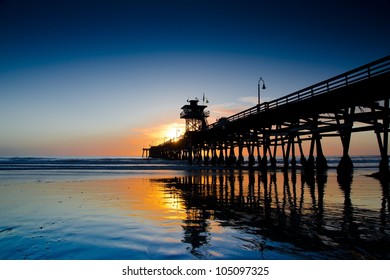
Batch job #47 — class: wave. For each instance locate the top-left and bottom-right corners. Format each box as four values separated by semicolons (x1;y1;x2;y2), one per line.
325;155;384;168
0;155;386;171
0;157;189;171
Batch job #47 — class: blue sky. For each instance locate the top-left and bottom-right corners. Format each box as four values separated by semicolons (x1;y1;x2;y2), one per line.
1;0;390;156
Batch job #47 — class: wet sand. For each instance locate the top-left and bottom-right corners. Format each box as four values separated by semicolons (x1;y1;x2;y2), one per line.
0;168;389;259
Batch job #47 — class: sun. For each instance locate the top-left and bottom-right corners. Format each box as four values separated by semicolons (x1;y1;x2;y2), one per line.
162;123;185;141
164;127;177;140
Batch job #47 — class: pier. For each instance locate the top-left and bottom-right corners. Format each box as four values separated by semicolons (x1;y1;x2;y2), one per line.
147;55;390;175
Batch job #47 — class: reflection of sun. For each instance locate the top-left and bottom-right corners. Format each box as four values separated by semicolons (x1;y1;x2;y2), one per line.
87;177;187;222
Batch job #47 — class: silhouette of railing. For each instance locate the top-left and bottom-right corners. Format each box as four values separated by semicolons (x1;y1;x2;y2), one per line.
209;55;390;129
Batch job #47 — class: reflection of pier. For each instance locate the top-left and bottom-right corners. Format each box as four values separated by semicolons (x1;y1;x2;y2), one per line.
159;170;390;259
149;56;390;175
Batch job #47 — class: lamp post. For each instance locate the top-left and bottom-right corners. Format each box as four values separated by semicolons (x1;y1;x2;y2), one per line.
257;77;266;105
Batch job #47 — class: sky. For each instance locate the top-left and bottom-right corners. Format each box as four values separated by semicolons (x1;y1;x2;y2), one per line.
1;0;390;157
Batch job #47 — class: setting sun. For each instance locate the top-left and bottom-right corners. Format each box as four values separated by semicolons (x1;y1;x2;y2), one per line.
162;123;185;142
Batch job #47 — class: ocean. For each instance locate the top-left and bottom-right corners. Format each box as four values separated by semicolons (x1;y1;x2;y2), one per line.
0;156;389;259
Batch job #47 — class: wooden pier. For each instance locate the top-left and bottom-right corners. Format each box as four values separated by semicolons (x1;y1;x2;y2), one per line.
147;55;390;175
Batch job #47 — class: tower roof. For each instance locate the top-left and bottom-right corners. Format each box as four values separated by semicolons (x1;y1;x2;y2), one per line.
180;99;209;119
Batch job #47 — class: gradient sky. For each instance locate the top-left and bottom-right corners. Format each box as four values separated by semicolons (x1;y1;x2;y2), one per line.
1;0;390;157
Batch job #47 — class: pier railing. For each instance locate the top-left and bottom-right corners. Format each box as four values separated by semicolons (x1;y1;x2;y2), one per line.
209;55;390;129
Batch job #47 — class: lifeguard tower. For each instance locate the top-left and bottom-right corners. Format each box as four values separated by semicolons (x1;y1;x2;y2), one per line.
180;98;210;132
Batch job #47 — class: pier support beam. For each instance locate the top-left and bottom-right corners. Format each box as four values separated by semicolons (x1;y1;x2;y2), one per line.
256;142;261;168
227;145;236;166
247;144;255;168
142;148;150;158
218;144;225;165
337;107;355;174
237;142;244;167
375;98;390;176
284;133;297;170
270;130;280;169
188;147;193;164
315;136;328;171
297;135;307;167
203;147;210;165
291;136;297;169
283;135;292;170
306;118;328;172
260;130;270;170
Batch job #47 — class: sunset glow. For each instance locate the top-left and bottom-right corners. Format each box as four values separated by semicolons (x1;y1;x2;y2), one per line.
1;1;389;157
162;124;185;142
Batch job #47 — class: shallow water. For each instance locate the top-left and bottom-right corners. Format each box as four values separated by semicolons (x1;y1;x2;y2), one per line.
0;157;389;259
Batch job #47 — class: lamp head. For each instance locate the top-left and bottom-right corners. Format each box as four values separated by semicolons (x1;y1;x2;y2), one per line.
258;77;266;89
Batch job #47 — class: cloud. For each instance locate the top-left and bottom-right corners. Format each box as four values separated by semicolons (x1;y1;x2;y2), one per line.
207;95;264;122
239;96;257;104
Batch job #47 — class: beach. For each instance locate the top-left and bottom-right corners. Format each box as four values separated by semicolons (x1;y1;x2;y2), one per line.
0;157;389;260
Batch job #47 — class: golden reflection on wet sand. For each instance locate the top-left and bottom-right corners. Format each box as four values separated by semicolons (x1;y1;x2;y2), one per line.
0;169;389;259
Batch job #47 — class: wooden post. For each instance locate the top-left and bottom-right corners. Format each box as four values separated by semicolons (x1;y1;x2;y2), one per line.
337;107;355;174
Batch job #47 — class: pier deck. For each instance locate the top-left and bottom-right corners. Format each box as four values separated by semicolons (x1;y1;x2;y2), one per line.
148;56;390;174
